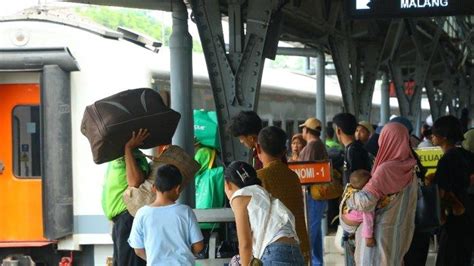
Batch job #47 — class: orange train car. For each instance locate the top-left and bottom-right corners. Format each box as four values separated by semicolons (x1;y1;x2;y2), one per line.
0;13;163;264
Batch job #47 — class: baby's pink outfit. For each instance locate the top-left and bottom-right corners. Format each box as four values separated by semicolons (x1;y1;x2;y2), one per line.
343;210;374;238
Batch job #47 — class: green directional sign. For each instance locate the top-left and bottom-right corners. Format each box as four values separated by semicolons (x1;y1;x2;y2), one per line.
348;0;474;19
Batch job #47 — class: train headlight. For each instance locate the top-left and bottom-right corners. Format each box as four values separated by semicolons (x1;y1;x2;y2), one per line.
11;29;30;46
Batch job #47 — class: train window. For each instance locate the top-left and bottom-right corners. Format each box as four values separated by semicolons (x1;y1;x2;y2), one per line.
273;120;282;128
12;105;41;178
286;121;294;138
298;120;306;133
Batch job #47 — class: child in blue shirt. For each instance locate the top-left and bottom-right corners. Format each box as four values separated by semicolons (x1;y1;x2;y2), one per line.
128;164;204;265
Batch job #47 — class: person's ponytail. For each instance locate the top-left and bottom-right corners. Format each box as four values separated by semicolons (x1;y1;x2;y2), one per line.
224;161;261;188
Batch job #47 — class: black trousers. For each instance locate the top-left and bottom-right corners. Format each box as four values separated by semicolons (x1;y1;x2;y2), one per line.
404;231;431;266
112;211;146;266
436;214;473;266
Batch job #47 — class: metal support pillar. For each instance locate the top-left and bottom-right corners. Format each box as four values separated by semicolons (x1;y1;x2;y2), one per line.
437;40;463;117
191;0;285;163
316;49;328;237
380;72;390;125
358;44;380;121
328;19;406;122
316;50;326;141
388;18;441;126
448;97;458;116
305;57;314;75
328;14;391;122
425;80;449;121
410;59;425;127
425;35;456;121
389;60;408;116
329;36;381;121
379;19;406;121
389;59;422;126
458;74;470;111
470;68;474;116
426;83;437;119
415;99;422;137
170;1;194;207
328;36;355;115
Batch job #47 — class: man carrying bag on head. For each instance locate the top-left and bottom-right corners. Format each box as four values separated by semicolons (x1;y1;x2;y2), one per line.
102;129;150;266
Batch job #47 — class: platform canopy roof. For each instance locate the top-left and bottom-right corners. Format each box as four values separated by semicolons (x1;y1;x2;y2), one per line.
64;1;472;81
63;0;474;119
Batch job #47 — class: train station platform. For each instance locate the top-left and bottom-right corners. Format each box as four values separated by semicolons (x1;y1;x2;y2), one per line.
323;235;437;266
195;234;439;266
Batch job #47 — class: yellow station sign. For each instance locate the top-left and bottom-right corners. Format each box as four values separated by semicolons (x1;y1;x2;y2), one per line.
415;147;444;176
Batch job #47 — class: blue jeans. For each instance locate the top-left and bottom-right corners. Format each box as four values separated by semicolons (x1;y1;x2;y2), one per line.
307;192;327;266
261;242;305;266
343;233;355;266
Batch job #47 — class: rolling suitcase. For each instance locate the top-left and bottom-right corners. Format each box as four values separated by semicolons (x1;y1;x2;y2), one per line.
81;88;181;164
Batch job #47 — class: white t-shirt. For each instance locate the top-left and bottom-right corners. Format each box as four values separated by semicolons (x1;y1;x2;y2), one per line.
231;185;299;259
128;203;203;265
417;138;433;148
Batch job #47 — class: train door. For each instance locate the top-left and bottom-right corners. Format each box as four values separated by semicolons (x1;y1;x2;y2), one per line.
0;83;46;245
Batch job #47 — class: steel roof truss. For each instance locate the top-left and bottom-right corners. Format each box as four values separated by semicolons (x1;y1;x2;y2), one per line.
191;0;285;163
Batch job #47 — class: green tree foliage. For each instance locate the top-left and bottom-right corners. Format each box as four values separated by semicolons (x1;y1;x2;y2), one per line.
268;55;306;74
75;6;203;52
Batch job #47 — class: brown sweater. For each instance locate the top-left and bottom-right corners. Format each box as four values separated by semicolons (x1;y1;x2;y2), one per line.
257;160;310;262
298;138;328;161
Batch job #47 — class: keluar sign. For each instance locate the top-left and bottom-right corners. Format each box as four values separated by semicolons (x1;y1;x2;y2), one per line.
415;147;443;176
288;161;332;184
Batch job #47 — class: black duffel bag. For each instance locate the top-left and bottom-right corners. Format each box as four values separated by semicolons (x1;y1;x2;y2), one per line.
415;180;441;232
81;88;180;164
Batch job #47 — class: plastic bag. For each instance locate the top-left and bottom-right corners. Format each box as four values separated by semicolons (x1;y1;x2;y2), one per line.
194;110;220;149
194;146;225;229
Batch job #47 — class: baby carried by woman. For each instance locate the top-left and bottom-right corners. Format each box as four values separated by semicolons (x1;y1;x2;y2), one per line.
340;169;392;247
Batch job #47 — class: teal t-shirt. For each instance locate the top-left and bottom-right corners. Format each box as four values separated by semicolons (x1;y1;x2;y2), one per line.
102;152;149;220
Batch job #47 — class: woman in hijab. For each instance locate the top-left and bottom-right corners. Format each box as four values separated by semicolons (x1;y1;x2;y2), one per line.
341;122;418;265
